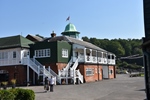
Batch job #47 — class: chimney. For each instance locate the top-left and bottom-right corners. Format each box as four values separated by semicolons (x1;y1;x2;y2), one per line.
51;31;56;37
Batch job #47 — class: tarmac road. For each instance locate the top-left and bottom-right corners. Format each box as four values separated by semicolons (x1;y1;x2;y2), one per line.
23;74;146;100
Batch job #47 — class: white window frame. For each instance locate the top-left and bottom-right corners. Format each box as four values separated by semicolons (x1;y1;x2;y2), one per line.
35;49;50;58
0;51;8;59
62;49;68;58
86;68;94;76
13;51;16;58
109;69;113;75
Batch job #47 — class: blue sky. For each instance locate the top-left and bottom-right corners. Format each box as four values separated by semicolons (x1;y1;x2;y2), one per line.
0;0;144;39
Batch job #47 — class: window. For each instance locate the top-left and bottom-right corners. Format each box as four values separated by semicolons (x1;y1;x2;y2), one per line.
109;69;113;75
112;55;115;59
99;52;103;58
86;68;94;76
103;53;107;58
24;51;29;57
62;49;68;58
13;51;16;58
108;55;111;59
35;49;50;58
0;52;8;59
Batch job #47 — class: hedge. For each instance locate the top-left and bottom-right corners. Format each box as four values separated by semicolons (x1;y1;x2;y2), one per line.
0;88;35;100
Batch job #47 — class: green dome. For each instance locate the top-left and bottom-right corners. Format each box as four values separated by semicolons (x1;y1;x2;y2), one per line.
61;23;80;39
64;23;77;32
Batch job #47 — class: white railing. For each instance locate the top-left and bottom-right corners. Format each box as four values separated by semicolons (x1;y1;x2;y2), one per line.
76;69;83;83
31;58;43;68
22;57;39;74
23;57;61;84
92;56;97;63
78;56;84;62
0;58;21;66
32;58;61;84
85;56;91;62
71;58;78;70
50;69;61;84
63;57;73;71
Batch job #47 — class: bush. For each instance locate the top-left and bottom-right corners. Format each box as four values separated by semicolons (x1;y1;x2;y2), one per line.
13;88;35;100
0;90;15;100
0;88;35;100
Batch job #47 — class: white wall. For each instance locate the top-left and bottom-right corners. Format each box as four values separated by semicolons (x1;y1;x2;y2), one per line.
0;48;29;66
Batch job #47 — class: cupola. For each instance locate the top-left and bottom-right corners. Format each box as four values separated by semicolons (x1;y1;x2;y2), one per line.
61;23;80;39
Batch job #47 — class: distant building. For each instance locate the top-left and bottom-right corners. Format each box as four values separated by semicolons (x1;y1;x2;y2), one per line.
120;55;143;66
142;0;150;99
0;23;116;85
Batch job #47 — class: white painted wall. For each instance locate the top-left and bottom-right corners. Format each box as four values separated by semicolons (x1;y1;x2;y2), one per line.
0;48;29;66
102;66;109;78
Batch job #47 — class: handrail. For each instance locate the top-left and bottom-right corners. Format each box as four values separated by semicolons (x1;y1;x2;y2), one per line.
31;58;43;68
77;69;83;83
63;57;73;71
24;57;61;84
71;58;78;70
28;58;39;74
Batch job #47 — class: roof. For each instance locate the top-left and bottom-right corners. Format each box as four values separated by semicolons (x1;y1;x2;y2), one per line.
0;35;34;49
45;36;107;52
26;34;44;42
61;23;80;35
64;23;78;32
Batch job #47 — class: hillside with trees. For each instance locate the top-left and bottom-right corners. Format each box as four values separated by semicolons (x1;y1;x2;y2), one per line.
82;37;142;57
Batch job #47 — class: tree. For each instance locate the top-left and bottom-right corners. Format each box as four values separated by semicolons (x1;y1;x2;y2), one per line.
106;41;125;57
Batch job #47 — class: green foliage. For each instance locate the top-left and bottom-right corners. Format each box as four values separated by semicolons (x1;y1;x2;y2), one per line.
0;90;15;100
13;88;35;100
82;37;142;57
0;88;35;100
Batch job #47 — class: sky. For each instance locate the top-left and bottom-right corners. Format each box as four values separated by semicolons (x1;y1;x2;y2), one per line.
0;0;144;39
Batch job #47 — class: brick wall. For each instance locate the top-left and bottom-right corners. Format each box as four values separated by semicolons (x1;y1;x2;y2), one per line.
78;64;103;83
109;65;115;79
0;65;27;85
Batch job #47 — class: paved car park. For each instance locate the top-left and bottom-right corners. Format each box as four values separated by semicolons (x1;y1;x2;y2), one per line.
23;74;146;100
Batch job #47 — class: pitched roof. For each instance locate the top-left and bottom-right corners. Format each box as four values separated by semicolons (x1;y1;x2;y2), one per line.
0;35;34;49
26;34;44;42
44;36;107;52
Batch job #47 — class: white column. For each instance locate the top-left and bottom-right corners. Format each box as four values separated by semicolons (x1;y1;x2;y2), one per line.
84;48;86;62
43;66;45;82
48;66;51;74
66;70;68;84
73;69;76;85
90;49;92;62
96;50;97;63
37;66;40;80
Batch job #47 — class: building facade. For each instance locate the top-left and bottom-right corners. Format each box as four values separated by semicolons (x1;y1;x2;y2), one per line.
0;23;116;85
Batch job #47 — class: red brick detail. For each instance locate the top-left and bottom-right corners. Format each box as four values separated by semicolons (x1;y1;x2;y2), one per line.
44;63;67;74
109;65;115;79
78;64;103;83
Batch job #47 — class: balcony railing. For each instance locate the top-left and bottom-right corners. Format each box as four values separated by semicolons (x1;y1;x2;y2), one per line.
74;56;115;65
